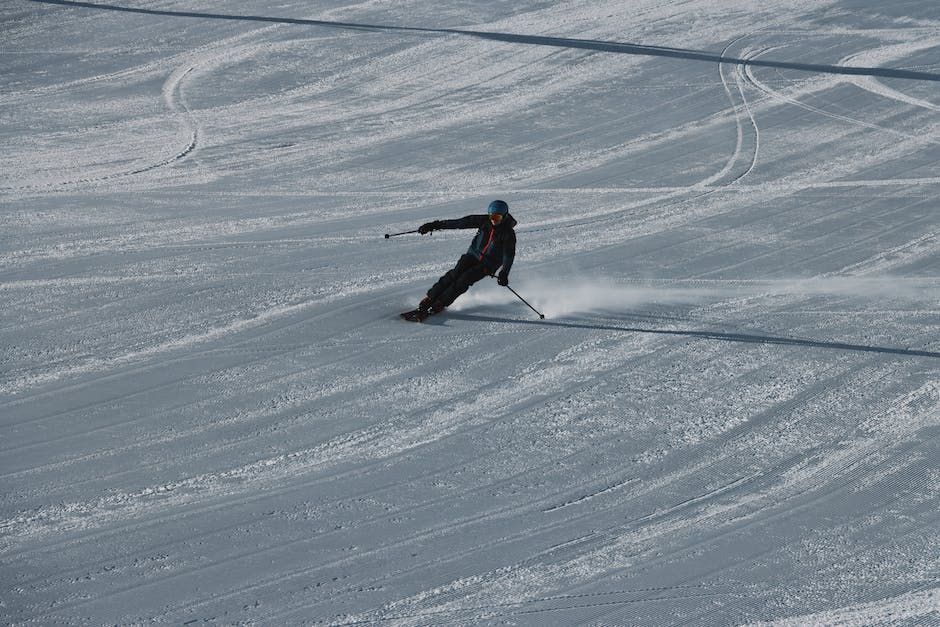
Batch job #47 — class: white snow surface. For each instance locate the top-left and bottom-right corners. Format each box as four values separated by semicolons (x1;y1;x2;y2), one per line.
3;0;940;624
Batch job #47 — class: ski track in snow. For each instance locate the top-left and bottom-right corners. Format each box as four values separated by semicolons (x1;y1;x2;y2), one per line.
3;0;940;625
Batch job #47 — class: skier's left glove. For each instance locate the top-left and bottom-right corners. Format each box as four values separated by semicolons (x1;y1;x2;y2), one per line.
497;270;509;286
418;221;440;234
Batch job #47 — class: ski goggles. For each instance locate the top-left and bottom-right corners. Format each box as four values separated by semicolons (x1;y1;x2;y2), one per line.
488;212;504;224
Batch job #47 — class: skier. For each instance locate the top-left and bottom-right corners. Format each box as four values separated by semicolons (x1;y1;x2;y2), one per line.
401;200;517;321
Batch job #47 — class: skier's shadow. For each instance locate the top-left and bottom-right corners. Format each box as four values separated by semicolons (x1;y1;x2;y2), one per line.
448;312;940;360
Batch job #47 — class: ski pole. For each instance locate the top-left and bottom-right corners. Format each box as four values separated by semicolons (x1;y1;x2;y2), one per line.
504;284;546;319
384;229;430;239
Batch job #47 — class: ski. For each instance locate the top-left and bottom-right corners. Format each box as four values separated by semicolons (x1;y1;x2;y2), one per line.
399;309;430;322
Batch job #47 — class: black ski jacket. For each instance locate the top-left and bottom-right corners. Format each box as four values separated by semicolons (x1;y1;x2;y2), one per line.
428;213;516;275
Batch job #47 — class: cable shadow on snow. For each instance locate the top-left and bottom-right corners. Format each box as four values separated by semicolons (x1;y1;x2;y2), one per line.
447;312;940;360
31;0;940;83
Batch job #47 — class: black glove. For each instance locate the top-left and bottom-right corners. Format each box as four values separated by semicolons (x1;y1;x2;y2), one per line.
497;270;509;286
418;221;438;235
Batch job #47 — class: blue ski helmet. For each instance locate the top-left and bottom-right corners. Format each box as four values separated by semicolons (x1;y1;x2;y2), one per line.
487;200;509;215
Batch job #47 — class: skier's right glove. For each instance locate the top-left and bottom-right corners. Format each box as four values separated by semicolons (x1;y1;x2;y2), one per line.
497;270;510;286
418;221;438;234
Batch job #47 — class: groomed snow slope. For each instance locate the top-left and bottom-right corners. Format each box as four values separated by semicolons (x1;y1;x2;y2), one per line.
2;0;940;624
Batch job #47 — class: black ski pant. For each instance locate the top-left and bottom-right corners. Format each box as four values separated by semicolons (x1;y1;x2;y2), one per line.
427;254;489;307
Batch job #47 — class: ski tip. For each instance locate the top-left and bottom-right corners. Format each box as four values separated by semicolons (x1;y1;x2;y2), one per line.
400;310;428;322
